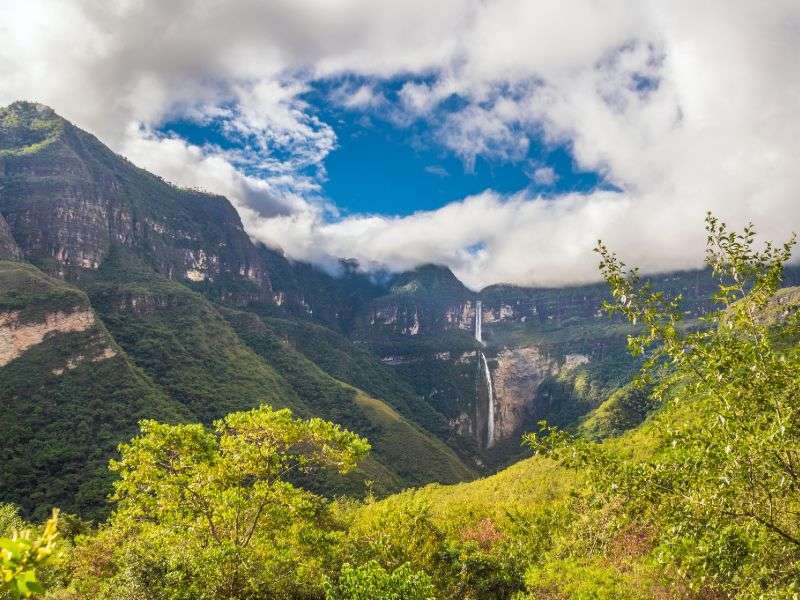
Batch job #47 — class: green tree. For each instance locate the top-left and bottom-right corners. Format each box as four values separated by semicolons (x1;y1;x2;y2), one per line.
1;509;59;599
75;405;370;599
528;214;800;596
324;560;435;600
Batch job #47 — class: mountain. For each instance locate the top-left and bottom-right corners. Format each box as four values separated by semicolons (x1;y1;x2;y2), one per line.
0;102;473;516
5;101;799;518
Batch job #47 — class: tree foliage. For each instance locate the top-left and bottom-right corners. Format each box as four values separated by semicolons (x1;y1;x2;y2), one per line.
0;509;58;599
76;405;369;599
527;214;800;596
324;561;435;600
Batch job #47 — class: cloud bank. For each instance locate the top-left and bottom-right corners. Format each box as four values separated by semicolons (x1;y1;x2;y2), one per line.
2;0;799;288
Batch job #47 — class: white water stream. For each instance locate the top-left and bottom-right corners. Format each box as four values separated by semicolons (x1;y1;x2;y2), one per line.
475;300;494;448
480;351;495;448
475;300;483;343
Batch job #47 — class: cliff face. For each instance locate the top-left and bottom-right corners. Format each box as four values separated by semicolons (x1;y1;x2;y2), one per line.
0;102;268;289
352;265;475;339
0;308;97;367
490;348;590;442
0;213;20;260
490;347;557;441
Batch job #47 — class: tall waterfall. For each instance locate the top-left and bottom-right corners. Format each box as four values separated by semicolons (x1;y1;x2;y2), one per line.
475;300;482;343
480;351;495;448
475;299;494;448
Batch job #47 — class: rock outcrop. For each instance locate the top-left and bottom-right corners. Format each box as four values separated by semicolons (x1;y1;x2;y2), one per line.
0;308;96;366
0;214;20;260
489;347;590;442
0;102;267;287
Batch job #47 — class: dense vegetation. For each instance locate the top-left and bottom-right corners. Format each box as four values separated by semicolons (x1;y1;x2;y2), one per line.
0;250;474;519
3;216;799;598
0;261;184;519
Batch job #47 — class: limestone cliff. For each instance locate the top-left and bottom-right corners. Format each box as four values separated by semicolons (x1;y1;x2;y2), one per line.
0;213;20;260
0;308;96;366
488;347;590;443
0;102;267;288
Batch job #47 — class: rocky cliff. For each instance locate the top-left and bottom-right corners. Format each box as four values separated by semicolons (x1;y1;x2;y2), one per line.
0;102;268;288
0;213;20;259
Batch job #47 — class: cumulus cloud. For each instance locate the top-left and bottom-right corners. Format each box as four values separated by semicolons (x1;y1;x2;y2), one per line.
1;0;799;288
530;166;558;187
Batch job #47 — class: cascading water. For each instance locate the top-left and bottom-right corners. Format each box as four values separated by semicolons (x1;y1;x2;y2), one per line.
475;300;483;343
475;299;494;448
480;351;495;448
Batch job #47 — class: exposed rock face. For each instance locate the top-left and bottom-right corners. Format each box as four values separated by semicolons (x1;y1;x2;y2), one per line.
51;346;117;375
444;301;477;330
0;308;95;366
491;347;558;441
0;214;20;259
489;347;591;442
0;102;267;288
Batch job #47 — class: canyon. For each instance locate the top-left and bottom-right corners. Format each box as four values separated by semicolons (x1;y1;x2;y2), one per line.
5;100;800;517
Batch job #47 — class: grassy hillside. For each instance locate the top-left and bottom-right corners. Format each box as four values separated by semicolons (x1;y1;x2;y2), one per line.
223;309;475;489
0;261;184;519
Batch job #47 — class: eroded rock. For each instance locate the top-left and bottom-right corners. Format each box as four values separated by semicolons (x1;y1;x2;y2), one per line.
0;309;95;366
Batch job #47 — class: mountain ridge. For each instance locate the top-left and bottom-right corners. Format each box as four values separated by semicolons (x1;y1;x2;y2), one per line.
5;101;800;518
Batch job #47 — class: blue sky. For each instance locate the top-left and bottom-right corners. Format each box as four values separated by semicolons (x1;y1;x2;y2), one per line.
14;1;795;287
317;100;608;217
161;78;610;219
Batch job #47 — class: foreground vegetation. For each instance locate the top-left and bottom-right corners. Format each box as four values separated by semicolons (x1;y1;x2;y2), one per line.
3;215;800;598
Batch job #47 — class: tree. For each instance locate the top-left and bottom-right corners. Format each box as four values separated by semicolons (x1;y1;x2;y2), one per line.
528;214;800;596
324;560;435;600
77;405;370;599
1;509;59;599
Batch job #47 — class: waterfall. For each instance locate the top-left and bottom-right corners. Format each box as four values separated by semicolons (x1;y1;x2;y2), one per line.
474;299;493;448
480;351;495;448
475;300;482;343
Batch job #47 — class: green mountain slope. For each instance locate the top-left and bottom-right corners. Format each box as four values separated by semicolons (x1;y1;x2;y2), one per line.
222;309;475;488
0;260;184;518
261;317;462;442
86;259;302;423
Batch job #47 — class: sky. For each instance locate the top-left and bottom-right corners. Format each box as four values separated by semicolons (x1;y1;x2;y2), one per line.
1;1;799;289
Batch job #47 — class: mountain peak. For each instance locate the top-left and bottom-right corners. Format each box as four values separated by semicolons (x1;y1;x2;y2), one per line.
389;263;468;297
0;100;65;157
4;100;59;116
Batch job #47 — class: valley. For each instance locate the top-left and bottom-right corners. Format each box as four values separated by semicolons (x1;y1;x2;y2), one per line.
4;101;800;517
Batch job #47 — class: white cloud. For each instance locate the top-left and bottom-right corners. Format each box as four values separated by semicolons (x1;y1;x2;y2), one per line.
1;0;799;288
531;167;557;186
424;165;450;178
330;83;385;110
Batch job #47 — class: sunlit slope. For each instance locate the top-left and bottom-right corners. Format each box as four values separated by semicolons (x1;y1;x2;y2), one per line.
223;308;476;490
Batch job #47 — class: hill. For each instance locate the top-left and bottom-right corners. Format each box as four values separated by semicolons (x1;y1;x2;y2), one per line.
0;102;475;516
